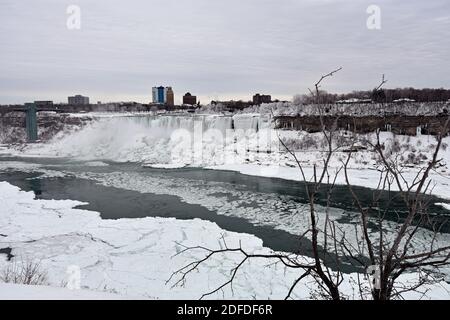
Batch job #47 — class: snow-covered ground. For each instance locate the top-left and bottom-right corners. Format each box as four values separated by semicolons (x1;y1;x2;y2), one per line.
437;203;450;211
1;181;449;300
0;283;128;300
0;181;306;299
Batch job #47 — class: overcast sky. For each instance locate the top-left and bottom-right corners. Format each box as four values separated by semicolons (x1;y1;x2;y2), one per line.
0;0;449;104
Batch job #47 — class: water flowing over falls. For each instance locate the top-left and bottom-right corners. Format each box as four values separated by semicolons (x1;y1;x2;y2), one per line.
17;114;277;166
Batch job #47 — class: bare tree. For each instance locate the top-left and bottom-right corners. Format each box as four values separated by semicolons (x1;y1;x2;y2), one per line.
168;70;450;300
1;258;48;286
342;115;450;300
168;68;348;300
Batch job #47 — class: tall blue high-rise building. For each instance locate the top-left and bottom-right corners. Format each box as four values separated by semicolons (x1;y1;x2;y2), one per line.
152;86;171;104
158;86;165;103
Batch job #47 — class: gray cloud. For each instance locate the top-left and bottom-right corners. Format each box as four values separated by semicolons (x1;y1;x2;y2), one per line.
1;0;449;104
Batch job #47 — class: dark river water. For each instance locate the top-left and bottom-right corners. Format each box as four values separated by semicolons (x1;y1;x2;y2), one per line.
1;156;450;273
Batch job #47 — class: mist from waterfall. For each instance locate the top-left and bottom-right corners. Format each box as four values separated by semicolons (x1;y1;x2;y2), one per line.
22;114;281;166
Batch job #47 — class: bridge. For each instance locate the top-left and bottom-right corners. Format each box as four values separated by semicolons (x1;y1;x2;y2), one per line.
1;104;69;142
1;106;65;114
0;103;52;142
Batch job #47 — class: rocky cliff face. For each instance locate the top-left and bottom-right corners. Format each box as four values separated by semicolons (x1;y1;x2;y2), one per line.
0;112;91;144
275;115;450;136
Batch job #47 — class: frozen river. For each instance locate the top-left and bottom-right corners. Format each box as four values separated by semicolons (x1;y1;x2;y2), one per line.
1;156;450;274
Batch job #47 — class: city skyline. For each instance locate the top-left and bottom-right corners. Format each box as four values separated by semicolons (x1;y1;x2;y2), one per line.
1;0;450;105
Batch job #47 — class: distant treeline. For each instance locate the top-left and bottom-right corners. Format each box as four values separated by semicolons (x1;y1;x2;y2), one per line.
296;88;450;104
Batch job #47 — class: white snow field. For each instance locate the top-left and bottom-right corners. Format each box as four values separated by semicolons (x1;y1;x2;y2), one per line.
0;283;127;300
0;181;449;300
0;181;308;300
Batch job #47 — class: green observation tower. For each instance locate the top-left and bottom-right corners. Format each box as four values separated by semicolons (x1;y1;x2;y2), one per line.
25;103;38;142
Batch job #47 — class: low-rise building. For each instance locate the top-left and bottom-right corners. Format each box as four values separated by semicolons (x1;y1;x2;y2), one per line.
68;95;90;105
183;92;197;105
210;100;251;111
34;101;53;107
253;94;272;105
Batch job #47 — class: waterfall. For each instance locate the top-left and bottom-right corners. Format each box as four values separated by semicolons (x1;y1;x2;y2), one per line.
22;114;276;166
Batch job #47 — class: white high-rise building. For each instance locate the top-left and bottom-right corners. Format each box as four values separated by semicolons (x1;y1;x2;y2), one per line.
152;87;158;103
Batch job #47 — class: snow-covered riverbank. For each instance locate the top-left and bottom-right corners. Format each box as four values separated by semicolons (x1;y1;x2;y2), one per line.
0;283;128;300
208;162;450;201
0;181;306;299
1;181;449;300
